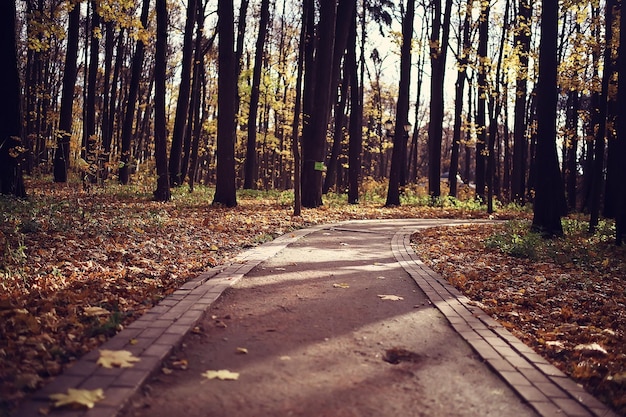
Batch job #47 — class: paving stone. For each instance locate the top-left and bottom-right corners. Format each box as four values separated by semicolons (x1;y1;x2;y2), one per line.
79;375;117;391
552;397;594;417
528;401;567;417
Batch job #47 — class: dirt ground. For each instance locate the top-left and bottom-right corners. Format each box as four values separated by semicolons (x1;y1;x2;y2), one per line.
119;224;537;417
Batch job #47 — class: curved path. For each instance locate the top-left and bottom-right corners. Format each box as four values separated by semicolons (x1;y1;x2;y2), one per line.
13;220;617;417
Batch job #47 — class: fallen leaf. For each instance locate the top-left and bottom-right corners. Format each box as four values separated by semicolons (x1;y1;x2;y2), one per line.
202;369;240;381
83;306;110;317
378;294;404;301
97;350;141;368
236;347;248;354
49;388;105;409
161;367;173;375
171;359;188;370
574;343;608;356
333;283;350;289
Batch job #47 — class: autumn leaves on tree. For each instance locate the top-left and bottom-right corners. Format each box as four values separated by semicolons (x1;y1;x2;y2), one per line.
2;0;626;242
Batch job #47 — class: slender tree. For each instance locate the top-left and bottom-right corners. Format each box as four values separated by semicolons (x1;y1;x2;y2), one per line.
427;0;453;198
213;0;238;207
449;0;473;197
301;0;337;208
614;0;626;244
474;1;489;202
531;0;565;236
511;0;532;204
153;0;171;201
244;0;271;189
169;0;198;186
0;0;26;197
119;0;150;185
53;0;80;183
347;2;362;204
386;0;415;206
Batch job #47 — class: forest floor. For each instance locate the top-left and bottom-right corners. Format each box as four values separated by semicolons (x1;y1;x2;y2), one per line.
0;178;625;415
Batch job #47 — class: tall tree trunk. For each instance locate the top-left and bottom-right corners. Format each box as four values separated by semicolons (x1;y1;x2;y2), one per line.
614;0;626;245
84;1;100;183
387;0;415;206
153;0;171;201
0;0;25;197
511;0;532;204
347;3;362;204
213;0;238;207
589;0;617;232
474;1;489;202
531;0;565;236
449;0;472;197
427;0;452;199
291;0;311;216
244;0;270;189
301;0;337;208
53;1;80;183
169;0;198;186
119;0;149;185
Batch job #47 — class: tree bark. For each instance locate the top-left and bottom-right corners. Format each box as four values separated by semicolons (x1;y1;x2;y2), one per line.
53;1;80;183
475;2;489;202
0;0;25;197
301;0;337;208
449;0;472;197
347;3;362;204
153;0;171;201
244;0;270;189
531;0;565;237
169;0;198;186
386;0;415;206
427;0;452;199
213;0;238;207
511;0;532;204
119;0;149;185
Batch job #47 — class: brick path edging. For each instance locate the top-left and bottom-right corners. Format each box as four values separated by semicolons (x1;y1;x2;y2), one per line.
11;225;329;417
392;226;618;417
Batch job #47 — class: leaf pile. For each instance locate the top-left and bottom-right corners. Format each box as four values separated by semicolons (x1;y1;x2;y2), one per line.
0;180;511;413
411;223;626;416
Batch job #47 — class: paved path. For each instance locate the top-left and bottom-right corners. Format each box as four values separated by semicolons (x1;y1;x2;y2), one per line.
12;220;618;417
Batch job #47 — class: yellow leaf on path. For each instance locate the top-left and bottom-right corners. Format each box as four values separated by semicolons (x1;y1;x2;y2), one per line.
49;388;105;409
333;283;350;289
236;347;248;354
97;350;140;368
378;294;404;301
202;369;239;380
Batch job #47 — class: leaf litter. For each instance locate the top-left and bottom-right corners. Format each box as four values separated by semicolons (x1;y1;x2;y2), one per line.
411;223;626;415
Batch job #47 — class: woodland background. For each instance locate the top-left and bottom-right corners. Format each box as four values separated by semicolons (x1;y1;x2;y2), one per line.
1;0;626;414
0;0;625;237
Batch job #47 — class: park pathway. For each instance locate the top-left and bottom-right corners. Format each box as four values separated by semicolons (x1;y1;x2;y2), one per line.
13;220;617;417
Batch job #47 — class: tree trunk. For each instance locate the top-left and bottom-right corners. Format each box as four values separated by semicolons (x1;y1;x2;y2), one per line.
475;1;489;202
449;0;472;197
347;3;362;204
589;0;617;232
386;0;415;206
0;0;25;197
427;0;452;199
301;0;337;208
213;0;238;207
614;0;626;245
119;0;149;185
243;0;270;189
531;0;565;237
83;1;100;183
511;0;532;204
323;75;349;194
153;0;171;201
169;0;197;186
53;1;80;183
